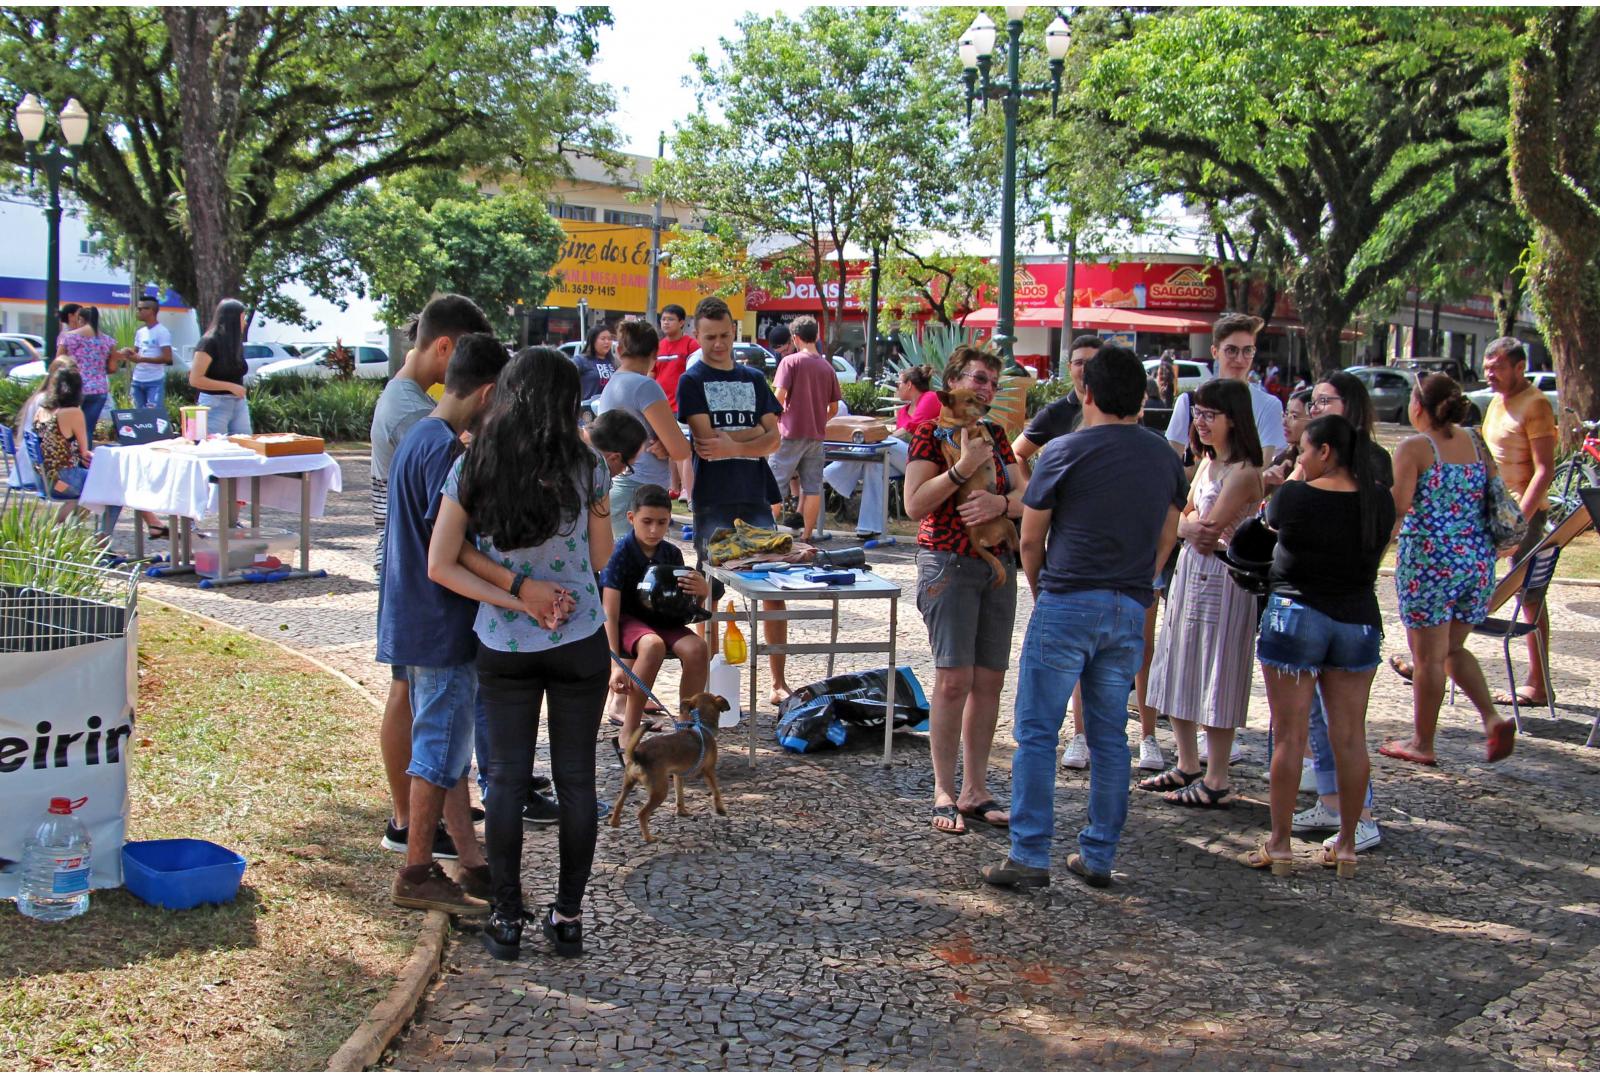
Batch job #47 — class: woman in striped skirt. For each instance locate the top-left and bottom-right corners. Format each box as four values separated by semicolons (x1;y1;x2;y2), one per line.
1140;379;1264;808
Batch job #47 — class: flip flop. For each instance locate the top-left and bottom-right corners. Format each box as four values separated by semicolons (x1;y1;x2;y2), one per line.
957;799;1010;829
1377;739;1437;766
1493;691;1548;708
1387;653;1414;683
931;804;967;835
1486;720;1516;763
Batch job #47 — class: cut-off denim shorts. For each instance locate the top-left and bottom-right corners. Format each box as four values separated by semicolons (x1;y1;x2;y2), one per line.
1256;593;1381;677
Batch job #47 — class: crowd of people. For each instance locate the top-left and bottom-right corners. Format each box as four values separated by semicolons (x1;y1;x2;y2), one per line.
361;288;1557;962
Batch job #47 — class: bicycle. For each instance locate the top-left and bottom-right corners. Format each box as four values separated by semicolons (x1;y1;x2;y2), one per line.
1548;407;1600;527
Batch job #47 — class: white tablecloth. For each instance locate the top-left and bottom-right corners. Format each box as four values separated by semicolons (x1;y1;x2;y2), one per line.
79;443;343;520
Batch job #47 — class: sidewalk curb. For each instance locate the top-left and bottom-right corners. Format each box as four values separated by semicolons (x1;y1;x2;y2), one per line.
143;595;446;1072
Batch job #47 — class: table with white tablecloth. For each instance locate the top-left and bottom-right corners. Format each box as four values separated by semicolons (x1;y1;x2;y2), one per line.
79;439;342;585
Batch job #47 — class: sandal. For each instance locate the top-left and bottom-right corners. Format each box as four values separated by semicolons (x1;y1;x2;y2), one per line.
1493;690;1548;708
1136;766;1201;793
1318;845;1358;878
1241;843;1293;876
1387;653;1414;684
1163;779;1234;809
957;799;1010;829
1377;739;1437;767
931;804;967;835
146;525;169;540
1485;720;1516;763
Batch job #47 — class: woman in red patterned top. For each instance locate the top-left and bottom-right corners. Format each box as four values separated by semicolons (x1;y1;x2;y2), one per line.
903;345;1023;835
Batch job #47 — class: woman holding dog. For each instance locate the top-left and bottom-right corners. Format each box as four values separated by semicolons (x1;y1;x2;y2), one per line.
429;346;613;961
904;345;1023;835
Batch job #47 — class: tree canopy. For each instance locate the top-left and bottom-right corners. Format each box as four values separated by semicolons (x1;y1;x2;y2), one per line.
0;6;615;324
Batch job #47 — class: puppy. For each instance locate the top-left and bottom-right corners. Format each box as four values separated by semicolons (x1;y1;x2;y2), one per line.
608;692;731;842
935;388;1020;588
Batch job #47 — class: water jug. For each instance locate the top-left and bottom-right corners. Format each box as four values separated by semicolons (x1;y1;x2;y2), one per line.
707;657;742;728
17;796;91;922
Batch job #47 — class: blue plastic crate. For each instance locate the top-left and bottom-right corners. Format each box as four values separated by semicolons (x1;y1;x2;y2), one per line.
121;839;247;910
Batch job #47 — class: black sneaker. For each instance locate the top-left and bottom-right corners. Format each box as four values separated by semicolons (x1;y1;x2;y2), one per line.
380;820;459;861
530;774;553;795
522;791;560;827
470;804;486;824
980;857;1051;890
541;905;583;958
481;909;523;962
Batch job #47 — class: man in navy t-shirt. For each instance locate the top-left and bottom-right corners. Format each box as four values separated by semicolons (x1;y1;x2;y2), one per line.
983;345;1187;892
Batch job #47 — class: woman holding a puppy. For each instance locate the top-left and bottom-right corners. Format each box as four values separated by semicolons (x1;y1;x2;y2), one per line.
904;346;1025;836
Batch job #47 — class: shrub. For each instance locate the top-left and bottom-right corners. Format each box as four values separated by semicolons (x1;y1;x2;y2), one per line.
0;376;34;427
1027;378;1073;418
249;379;384;441
0;501;113;598
841;380;888;417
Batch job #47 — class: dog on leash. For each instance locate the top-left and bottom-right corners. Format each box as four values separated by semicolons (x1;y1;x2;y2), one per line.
934;387;1019;588
608;692;731;842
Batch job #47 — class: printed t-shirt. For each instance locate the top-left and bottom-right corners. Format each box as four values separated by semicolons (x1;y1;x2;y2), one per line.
61;332;115;395
906;416;1017;559
375;417;476;668
1023;423;1188;607
132;322;173;384
774;350;841;440
443;451;611;653
675;361;782;507
1482;384;1558;510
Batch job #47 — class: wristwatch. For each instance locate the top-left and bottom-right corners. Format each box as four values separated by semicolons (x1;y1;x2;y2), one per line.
509;572;527;600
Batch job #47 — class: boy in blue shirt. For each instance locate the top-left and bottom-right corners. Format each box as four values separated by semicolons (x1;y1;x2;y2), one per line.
600;485;711;748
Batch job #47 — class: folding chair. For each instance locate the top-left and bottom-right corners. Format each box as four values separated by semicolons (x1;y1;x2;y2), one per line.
21;429;79;521
1;425;39;513
1454;545;1562;735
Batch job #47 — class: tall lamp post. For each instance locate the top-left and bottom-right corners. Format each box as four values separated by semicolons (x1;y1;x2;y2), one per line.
14;94;91;359
960;9;1070;371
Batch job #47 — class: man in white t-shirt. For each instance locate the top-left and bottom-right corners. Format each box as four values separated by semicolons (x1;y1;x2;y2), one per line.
126;295;173;411
1166;312;1286;461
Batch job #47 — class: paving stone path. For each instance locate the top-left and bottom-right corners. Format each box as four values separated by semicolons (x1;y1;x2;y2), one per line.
134;448;1600;1070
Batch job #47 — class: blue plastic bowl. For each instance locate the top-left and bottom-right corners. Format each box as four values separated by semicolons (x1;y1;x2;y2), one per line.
122;839;247;910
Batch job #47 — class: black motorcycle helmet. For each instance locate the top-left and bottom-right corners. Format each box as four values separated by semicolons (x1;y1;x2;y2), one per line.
636;565;712;626
1215;515;1277;596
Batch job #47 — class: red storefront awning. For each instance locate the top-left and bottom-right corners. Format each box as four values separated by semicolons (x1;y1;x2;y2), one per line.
961;306;1216;333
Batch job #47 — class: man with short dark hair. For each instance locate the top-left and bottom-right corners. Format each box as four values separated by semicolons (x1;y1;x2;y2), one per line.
984;345;1187;890
655;303;698;501
767;322;793;358
769;315;841;541
123;295;173;411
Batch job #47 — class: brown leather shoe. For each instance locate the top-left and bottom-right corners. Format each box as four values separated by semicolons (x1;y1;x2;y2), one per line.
392;862;489;916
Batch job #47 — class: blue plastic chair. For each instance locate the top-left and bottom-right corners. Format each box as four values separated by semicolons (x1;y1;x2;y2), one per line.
21;429;78;510
0;425;39;513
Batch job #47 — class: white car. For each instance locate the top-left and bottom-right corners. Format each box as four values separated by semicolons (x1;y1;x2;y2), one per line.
1465;372;1558;425
687;345;857;383
1145;358;1211;393
241;342;301;382
0;334;42;375
251;344;391;385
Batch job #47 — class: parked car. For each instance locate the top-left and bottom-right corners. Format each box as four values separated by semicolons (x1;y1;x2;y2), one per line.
687;343;858;384
0;334;42;375
1144;357;1211;394
1465;371;1558;425
1395;356;1483;391
240;342;302;382
251;343;390;384
1344;365;1419;423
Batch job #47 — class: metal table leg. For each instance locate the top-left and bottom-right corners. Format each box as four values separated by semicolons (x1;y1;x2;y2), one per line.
877;450;891;538
250;476;261;528
216;476;234;579
748;597;760;767
826;597;839;678
883;594;898;766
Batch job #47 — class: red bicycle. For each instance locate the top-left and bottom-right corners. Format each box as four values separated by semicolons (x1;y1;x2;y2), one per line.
1549;408;1600;527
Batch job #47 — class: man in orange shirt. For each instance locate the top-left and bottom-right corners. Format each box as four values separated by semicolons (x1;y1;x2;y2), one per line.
1481;337;1557;707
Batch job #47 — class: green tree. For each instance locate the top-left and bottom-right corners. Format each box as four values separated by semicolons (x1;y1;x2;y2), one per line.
860;247;996;329
648;7;976;348
1508;7;1600;438
0;6;614;323
1040;7;1518;374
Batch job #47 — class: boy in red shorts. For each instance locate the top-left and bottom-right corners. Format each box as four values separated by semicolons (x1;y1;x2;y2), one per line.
600;484;712;748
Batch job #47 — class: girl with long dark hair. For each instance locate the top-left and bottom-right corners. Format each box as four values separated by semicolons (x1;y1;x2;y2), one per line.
1246;414;1394;877
55;302;116;437
189;298;252;435
427;346;613;962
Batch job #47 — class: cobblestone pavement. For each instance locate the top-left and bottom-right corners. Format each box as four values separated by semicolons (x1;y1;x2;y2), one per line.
134;449;1600;1070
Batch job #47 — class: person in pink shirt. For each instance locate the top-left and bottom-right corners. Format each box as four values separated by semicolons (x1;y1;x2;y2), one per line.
769;316;841;540
823;362;939;538
653;304;698;501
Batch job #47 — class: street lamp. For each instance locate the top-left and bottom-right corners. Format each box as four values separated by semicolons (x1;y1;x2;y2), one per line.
14;93;92;359
960;9;1068;369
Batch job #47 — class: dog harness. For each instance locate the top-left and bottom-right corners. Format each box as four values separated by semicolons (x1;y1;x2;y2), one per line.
611;647;711;774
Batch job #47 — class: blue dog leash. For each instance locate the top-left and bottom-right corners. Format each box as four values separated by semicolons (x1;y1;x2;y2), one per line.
609;647;709;773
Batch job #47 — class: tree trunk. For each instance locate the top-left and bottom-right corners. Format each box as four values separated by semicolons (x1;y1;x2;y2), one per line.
1290;264;1348;376
1528;247;1600;438
1493;272;1524;339
166;7;241;323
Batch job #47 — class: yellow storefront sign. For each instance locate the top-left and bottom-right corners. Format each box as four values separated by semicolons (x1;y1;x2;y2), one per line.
546;223;745;319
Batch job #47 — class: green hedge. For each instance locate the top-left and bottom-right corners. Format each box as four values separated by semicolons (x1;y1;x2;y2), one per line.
2;369;383;442
841;380;889;417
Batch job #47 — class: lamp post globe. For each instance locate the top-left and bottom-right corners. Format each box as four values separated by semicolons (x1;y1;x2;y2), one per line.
15;93;45;143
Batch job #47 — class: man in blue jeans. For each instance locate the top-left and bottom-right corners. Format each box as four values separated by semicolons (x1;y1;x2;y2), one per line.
983;346;1187;889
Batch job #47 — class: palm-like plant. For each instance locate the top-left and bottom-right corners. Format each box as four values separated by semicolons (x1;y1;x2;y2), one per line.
885;324;1034;439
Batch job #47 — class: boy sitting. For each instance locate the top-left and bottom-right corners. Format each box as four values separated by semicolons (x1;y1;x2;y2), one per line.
601;484;712;747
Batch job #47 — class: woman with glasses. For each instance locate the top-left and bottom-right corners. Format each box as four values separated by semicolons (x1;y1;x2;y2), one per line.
1381;373;1512;766
823;363;938;539
1142;379;1264;808
1263;388;1313;489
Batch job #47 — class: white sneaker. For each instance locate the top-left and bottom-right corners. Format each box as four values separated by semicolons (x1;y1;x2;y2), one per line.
1136;736;1164;771
1196;732;1244;765
1298;757;1318;794
1322;818;1382;853
1061;733;1090;769
1291;800;1341;833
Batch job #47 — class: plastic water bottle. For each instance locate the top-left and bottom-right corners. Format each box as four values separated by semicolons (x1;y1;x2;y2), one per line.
17;797;92;922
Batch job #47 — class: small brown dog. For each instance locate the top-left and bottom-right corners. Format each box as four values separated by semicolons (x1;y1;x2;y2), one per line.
935;387;1020;588
608;692;730;842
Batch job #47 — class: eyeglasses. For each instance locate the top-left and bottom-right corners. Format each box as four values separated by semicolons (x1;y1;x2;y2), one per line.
962;372;999;388
1219;345;1257;360
1192;407;1222;424
1311;394;1342;411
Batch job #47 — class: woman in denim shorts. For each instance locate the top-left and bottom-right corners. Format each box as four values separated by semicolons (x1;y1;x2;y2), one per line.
1245;415;1395;878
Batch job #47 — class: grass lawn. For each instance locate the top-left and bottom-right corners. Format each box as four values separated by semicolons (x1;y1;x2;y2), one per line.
0;602;412;1070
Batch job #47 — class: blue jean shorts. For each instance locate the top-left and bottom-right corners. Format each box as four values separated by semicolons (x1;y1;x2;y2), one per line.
406;663;478;788
1256;594;1381;676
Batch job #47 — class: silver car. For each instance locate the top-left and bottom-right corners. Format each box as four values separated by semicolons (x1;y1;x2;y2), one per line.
1344;365;1418;424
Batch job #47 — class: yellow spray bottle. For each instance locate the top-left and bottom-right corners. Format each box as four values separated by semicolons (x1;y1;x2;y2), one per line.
722;600;747;665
